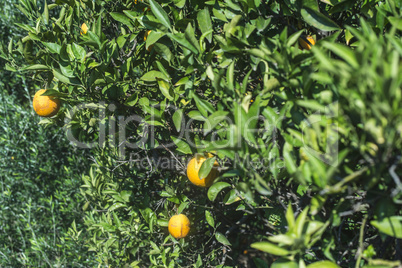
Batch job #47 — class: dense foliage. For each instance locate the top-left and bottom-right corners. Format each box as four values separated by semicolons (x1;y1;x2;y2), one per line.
1;0;401;267
0;88;97;267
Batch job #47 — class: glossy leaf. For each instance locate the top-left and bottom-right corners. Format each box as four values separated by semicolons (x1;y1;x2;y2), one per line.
207;182;231;201
301;7;340;31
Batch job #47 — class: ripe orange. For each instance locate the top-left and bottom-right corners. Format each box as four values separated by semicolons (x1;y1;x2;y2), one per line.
32;89;61;117
168;214;190;239
187;153;219;188
81;23;88;35
143;30;154;52
299;35;315;50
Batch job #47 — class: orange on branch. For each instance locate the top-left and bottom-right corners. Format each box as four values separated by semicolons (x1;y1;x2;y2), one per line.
144;30;154;52
80;23;88;35
168;214;190;239
186;153;219;188
32;89;61;117
299;35;315;50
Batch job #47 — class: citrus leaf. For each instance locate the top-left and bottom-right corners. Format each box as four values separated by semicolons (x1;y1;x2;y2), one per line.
157;79;174;100
271;258;299;268
72;43;86;62
157;219;169;227
203;111;229;134
53;69;81;85
198;157;216;179
193;94;215;117
306;261;340;268
173;109;183;132
215;232;231;246
167;32;199;54
207;182;231;201
149;0;172;30
251;241;290;256
170;136;192;154
205;210;215;228
188;110;206;121
197;7;213;43
141;70;169;82
42;42;61;54
21;64;49;71
388;16;402;31
322;42;358;68
110;12;134;30
371;216;402;239
301;7;340;31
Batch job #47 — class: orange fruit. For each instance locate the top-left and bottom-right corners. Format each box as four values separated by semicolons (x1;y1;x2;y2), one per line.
32;89;61;117
168;214;190;239
143;30;154;52
81;23;88;35
186;153;219;188
299;35;315;50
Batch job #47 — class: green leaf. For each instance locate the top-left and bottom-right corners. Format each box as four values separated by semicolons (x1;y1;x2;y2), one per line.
108;203;127;212
158;79;174;100
283;142;297;174
173;0;186;8
212;7;227;22
371;216;402;238
110;12;134;30
193;94;215;117
149;0;172;30
167;32;199;54
42;0;49;25
53;69;81;85
207;182;231;201
223;189;241;205
86;31;102;49
173;109;183;132
21;64;49;71
301;7;340;31
285;203;295;233
295;206;309;237
322;42;358;68
205;210;215;228
296;99;326;113
188;110;206;121
310;195;326;216
197;8;213;43
5;64;17;72
388;16;402;30
125;93;139;106
42;42;61;54
72;43;86;62
157;219;169;227
146;31;165;48
170;136;192;154
306;261;340;268
251;242;290;256
184;23;200;54
215;232;231;246
177;202;188;214
271;258;299;268
203;111;229;134
141;70;169;82
198;157;216;179
287;30;303;47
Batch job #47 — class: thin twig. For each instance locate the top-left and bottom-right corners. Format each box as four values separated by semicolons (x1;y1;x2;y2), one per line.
355;215;368;268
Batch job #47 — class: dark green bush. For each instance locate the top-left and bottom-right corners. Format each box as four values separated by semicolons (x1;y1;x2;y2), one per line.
0;89;96;266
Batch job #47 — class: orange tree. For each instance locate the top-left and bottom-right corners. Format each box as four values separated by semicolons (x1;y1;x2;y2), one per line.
1;0;401;266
